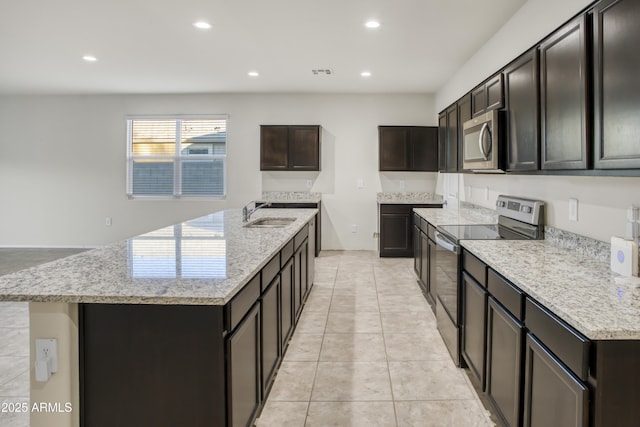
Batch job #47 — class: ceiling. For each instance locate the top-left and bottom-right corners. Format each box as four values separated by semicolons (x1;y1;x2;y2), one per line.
0;0;526;95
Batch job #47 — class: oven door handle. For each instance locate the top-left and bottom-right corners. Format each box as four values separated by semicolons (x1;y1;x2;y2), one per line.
435;232;460;254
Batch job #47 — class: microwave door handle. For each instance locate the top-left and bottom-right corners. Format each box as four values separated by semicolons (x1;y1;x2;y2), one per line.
478;123;490;161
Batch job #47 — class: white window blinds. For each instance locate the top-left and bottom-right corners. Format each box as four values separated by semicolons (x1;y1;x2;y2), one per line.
126;116;227;198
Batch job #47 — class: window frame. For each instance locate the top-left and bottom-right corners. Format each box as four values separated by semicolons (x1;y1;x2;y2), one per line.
126;114;228;200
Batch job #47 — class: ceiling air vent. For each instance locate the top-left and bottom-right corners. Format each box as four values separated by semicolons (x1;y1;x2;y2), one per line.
312;69;333;75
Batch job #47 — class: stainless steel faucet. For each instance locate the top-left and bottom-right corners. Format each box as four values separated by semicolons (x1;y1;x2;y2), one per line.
242;201;272;222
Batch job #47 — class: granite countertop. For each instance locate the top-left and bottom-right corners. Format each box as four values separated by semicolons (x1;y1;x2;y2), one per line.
413;205;497;226
260;191;322;203
462;240;640;340
377;192;443;204
0;208;317;306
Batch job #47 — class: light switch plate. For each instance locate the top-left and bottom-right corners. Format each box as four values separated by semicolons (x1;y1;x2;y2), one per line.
569;198;578;221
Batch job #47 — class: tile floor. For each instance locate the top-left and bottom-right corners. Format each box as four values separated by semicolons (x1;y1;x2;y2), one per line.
0;250;494;426
257;251;494;427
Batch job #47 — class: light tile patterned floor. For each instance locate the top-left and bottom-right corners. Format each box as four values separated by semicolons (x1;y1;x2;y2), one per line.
257;250;494;427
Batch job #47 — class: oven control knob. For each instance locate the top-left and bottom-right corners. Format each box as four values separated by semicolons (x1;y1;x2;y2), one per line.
521;206;532;213
497;201;506;208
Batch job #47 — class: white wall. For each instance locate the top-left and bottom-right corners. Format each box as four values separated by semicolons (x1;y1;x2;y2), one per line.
435;0;640;244
0;93;436;249
461;174;640;242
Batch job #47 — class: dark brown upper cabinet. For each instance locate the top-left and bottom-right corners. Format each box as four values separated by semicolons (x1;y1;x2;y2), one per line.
457;94;472;171
593;0;640;169
438;104;459;173
504;48;540;171
539;15;590;170
378;126;438;171
471;73;504;117
260;125;321;171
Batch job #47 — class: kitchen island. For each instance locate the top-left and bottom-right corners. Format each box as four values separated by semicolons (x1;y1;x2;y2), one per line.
0;208;318;427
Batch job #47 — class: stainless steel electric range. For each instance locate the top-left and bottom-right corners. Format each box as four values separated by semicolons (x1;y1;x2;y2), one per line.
432;195;545;366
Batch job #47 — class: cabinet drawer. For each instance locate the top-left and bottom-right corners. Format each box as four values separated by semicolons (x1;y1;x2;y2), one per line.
294;224;309;249
226;273;261;332
380;204;411;214
280;240;294;266
463;251;487;287
525;298;589;380
413;213;421;229
262;254;280;292
488;269;524;321
427;223;436;241
420;218;429;233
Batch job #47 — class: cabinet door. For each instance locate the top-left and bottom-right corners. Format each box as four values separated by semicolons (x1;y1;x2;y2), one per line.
505;49;540;171
227;303;261;427
457;94;472;171
427;238;437;309
438;113;448;171
379;127;408;170
290;126;320;170
486;73;505;111
260;126;289;170
486;297;524;427
380;206;412;257
471;84;487;117
409;127;438;171
593;0;640;169
445;104;458;172
413;224;421;276
461;272;488;389
540;16;589;170
261;276;281;397
280;258;294;346
523;333;588;427
420;231;430;301
301;240;309;300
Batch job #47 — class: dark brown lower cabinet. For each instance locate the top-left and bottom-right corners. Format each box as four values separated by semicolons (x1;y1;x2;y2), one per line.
293;239;308;319
380;204;442;258
227;303;262;427
523;333;588;427
461;272;488;389
261;276;281;397
280;257;294;348
80;304;226;427
486;297;524;427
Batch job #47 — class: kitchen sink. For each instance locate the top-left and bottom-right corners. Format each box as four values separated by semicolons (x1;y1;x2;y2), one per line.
244;217;296;228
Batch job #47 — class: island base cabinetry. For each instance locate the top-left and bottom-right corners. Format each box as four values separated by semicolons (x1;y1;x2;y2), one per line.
79;224;313;427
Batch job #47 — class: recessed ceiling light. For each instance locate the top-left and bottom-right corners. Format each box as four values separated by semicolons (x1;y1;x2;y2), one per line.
248;71;259;77
361;71;372;77
82;55;97;62
365;20;380;29
193;21;212;29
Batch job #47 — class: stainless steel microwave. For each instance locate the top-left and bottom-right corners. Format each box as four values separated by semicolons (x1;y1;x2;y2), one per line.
462;110;505;172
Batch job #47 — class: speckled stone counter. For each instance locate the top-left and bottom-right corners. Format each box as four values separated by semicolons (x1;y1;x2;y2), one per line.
462;239;640;340
377;192;443;204
0;208;317;305
260;191;322;203
413;205;497;226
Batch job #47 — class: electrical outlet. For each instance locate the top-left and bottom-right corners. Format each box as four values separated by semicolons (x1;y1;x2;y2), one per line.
351;224;357;233
35;338;58;373
399;180;405;190
357;179;364;189
484;187;489;201
306;179;313;189
569;198;578;222
105;217;112;227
